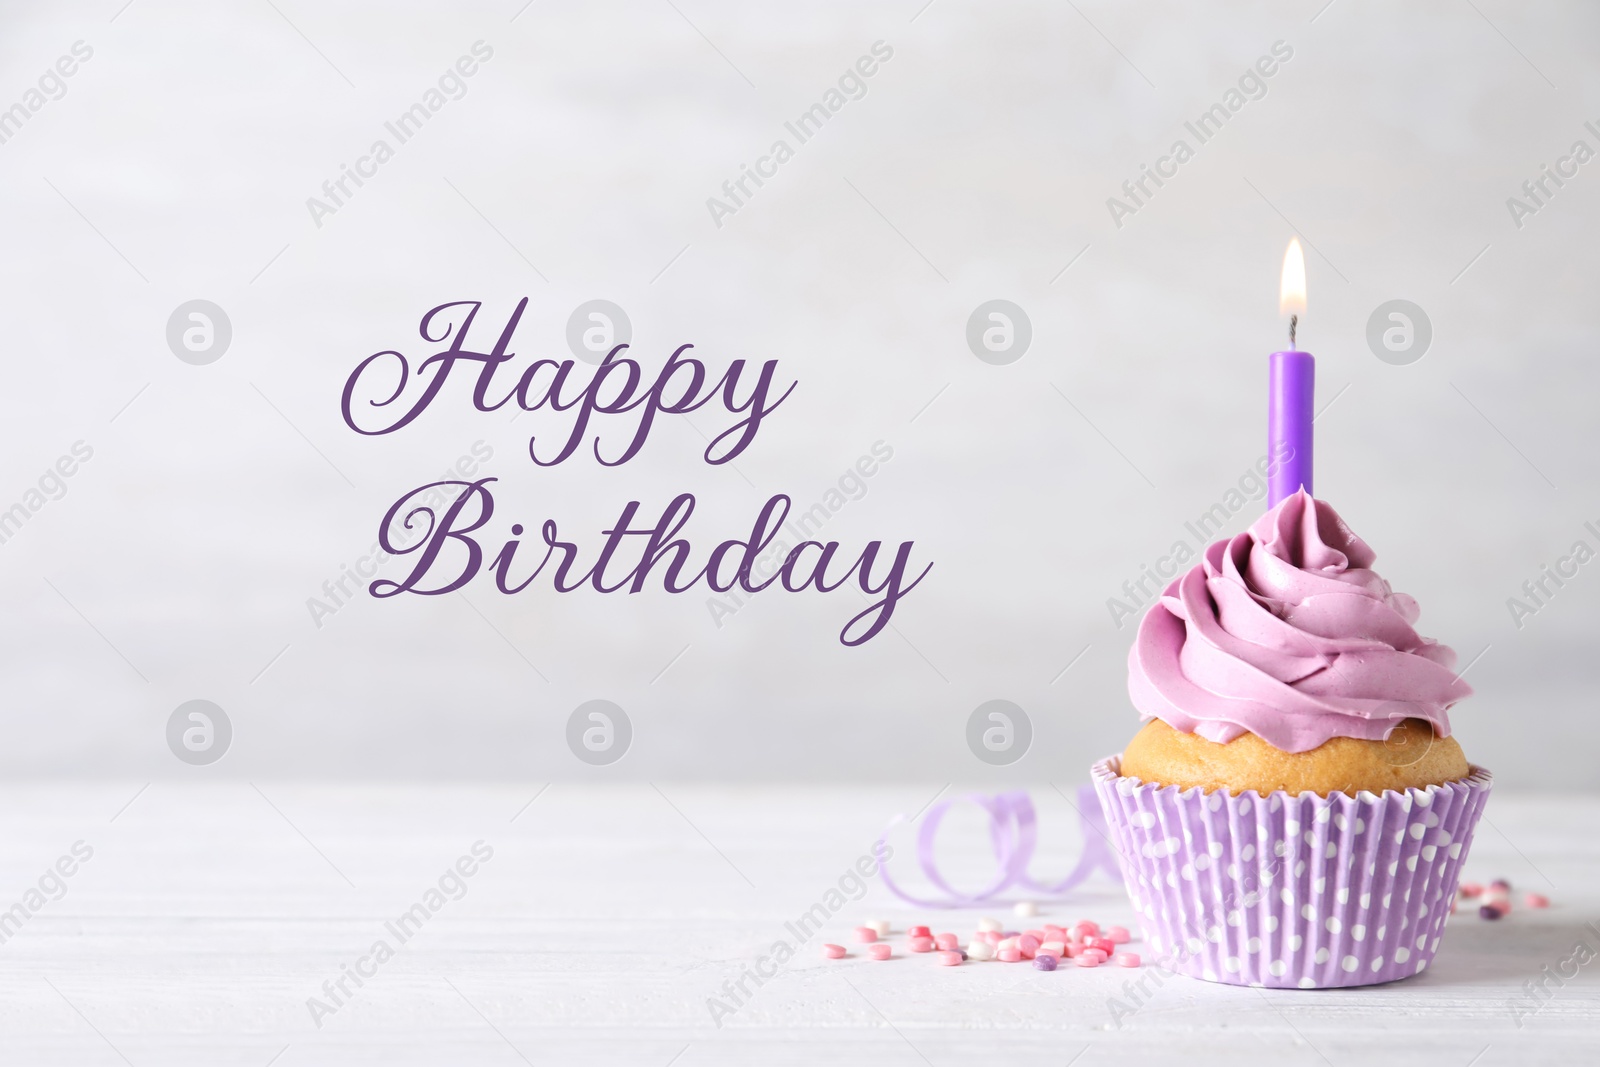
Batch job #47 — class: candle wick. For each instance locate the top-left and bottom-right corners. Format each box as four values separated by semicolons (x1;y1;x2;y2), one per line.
1289;314;1297;349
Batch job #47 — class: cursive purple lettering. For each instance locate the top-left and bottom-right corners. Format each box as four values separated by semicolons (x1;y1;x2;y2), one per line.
371;481;928;645
341;300;795;466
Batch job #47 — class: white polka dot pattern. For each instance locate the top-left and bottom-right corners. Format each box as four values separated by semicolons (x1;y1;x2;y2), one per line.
1092;758;1492;989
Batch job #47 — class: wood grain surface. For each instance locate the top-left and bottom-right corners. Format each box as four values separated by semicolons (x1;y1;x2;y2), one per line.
0;782;1591;1065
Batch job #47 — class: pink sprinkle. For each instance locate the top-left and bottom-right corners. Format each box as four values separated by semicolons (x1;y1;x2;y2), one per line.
1083;948;1108;963
1107;926;1131;944
822;944;846;959
1459;882;1484;898
1073;921;1098;940
997;947;1023;963
935;950;963;967
1024;928;1048;941
1061;941;1079;958
868;943;893;960
853;926;878;943
1526;892;1551;909
1115;953;1141;968
981;930;1002;946
1075;953;1103;968
1088;937;1115;956
1017;934;1040;954
908;925;931;938
910;936;935;953
935;933;959;951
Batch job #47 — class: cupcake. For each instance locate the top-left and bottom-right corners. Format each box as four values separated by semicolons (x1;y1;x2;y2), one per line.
1093;489;1492;988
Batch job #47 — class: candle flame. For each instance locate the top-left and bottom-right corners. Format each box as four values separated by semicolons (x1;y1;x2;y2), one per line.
1279;237;1307;317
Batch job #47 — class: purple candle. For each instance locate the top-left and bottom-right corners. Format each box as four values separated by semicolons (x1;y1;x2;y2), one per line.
1268;349;1313;505
1268;238;1313;507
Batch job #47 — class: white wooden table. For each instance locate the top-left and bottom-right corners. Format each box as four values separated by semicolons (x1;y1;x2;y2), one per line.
1;782;1593;1065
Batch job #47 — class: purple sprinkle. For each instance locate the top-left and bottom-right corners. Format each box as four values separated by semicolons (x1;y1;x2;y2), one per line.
1491;878;1512;890
1034;955;1057;971
1480;904;1504;920
1002;931;1021;939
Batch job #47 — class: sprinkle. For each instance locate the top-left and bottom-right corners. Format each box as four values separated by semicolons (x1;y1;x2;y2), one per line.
1526;892;1550;909
867;919;891;937
1479;904;1504;920
868;943;893;960
998;947;1023;963
1033;954;1057;971
1075;953;1103;968
1082;948;1108;963
981;930;1002;946
1459;882;1483;899
1040;941;1065;957
910;936;935;953
1115;953;1141;968
822;944;847;959
1073;921;1099;940
936;950;963;966
977;917;1003;933
1089;937;1116;956
1014;900;1039;918
853;926;878;943
1490;878;1512;891
1024;928;1048;941
1017;934;1040;958
935;932;959;951
997;937;1019;951
967;941;995;961
908;925;931;939
1107;926;1131;944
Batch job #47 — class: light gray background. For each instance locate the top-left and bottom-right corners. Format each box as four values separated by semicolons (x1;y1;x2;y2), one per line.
2;0;1595;787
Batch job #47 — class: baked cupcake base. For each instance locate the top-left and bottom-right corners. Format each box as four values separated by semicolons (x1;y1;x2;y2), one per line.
1092;756;1493;989
1121;718;1472;798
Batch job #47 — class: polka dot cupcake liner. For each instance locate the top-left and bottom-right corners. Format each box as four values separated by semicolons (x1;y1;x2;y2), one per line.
1091;756;1493;989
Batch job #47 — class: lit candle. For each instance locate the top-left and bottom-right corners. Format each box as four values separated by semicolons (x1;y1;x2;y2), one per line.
1268;237;1313;507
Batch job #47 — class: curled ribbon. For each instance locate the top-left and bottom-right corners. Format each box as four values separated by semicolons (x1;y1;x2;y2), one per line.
877;785;1121;908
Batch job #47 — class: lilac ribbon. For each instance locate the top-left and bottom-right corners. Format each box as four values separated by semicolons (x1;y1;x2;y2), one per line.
878;786;1122;908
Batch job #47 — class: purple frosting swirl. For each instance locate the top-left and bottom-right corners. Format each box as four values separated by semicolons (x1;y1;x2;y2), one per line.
1128;490;1471;753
